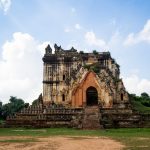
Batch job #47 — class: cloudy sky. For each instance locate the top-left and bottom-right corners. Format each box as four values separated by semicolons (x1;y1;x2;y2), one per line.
0;0;150;103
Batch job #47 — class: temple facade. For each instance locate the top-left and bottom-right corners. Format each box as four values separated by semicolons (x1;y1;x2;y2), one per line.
6;44;150;129
42;44;129;108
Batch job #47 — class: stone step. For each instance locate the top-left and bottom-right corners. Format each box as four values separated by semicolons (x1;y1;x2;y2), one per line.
84;106;99;113
82;106;102;129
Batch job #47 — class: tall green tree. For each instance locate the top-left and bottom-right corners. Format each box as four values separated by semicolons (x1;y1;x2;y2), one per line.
93;50;98;55
140;93;150;107
141;92;149;99
0;101;2;119
2;96;25;119
32;99;39;106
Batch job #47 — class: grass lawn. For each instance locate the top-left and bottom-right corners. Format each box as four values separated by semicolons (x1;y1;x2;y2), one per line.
0;128;149;150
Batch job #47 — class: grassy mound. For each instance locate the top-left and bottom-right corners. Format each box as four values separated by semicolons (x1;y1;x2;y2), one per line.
129;93;150;114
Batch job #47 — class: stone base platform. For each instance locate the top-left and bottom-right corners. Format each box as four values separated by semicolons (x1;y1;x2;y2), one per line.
5;104;150;129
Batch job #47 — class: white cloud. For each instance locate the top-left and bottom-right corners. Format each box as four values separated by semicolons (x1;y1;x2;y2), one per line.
123;74;150;96
0;0;11;14
0;32;51;104
85;31;108;50
124;19;150;45
75;23;81;30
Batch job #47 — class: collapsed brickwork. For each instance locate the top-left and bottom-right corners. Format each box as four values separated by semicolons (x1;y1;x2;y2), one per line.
42;44;128;108
6;44;150;128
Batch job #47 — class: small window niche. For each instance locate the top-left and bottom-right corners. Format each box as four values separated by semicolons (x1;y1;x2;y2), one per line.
62;94;65;101
121;93;124;101
63;74;65;80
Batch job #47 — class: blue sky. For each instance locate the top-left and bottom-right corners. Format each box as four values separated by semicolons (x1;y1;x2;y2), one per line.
0;0;150;103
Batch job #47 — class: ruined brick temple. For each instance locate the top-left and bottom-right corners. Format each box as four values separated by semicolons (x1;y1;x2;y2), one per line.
43;44;128;107
6;44;150;128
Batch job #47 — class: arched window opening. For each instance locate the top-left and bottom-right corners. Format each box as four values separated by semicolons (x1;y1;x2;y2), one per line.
62;94;65;101
121;93;124;100
63;75;65;80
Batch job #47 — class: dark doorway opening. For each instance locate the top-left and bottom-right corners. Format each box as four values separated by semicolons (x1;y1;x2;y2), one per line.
121;93;123;100
86;86;98;106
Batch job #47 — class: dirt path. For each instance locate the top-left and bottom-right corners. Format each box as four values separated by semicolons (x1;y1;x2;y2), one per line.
0;136;124;150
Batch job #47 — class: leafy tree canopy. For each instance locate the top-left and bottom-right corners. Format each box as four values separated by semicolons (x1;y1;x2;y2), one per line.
32;99;39;106
0;101;2;118
79;51;84;54
141;92;149;98
93;50;98;55
1;96;26;119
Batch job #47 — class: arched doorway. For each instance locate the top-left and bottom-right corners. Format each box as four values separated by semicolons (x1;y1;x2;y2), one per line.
86;86;98;106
